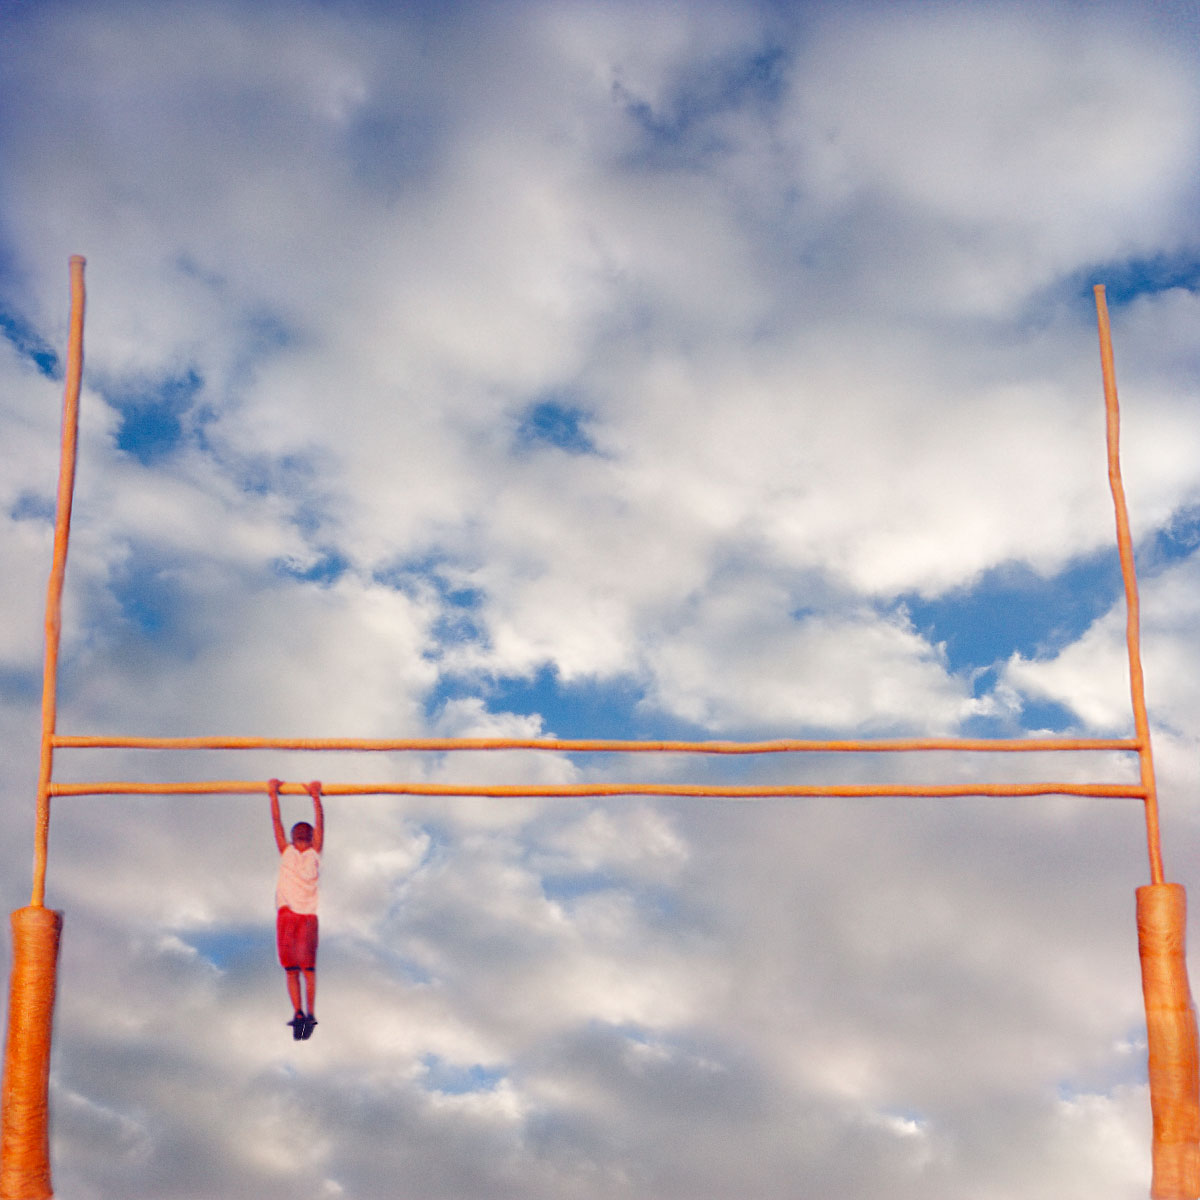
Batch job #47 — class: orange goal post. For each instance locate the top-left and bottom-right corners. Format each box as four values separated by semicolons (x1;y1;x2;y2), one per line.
1;257;1196;1200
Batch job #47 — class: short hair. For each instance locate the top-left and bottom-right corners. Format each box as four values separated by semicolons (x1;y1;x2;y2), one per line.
291;821;314;843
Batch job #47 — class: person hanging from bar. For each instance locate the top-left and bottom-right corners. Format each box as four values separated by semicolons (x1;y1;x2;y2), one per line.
269;779;324;1039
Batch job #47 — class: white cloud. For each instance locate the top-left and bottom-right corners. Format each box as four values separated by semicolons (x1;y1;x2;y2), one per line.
646;581;974;732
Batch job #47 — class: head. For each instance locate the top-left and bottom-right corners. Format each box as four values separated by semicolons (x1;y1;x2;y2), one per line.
290;821;314;850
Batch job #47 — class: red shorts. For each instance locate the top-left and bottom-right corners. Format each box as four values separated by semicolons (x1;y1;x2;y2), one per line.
277;907;318;970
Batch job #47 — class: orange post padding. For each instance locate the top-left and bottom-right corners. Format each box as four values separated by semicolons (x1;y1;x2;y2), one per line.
1;907;63;1200
1138;884;1200;1200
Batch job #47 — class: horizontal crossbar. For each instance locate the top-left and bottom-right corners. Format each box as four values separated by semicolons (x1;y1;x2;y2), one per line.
49;780;1149;799
52;734;1142;754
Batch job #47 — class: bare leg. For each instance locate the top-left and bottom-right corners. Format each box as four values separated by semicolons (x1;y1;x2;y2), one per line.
286;968;303;1014
302;969;316;1017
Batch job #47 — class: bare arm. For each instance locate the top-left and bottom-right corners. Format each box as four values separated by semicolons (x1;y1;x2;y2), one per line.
308;781;325;854
269;778;287;853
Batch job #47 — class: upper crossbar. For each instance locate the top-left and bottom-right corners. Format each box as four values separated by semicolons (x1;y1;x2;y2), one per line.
51;734;1141;753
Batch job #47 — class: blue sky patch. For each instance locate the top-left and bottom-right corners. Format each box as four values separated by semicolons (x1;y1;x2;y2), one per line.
420;1054;507;1095
431;574;487;642
431;604;486;646
616;42;787;167
541;871;617;904
240;309;297;358
346;103;443;198
427;664;697;743
110;552;186;637
110;369;204;465
515;399;598;455
0;666;40;703
484;667;647;738
1153;505;1200;564
9;490;55;522
179;925;264;972
0;307;59;377
1016;697;1079;733
274;549;350;585
1074;251;1200;307
376;555;488;641
898;552;1123;674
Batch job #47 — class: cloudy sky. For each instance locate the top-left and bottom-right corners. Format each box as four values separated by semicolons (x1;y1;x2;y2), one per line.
3;0;1200;1196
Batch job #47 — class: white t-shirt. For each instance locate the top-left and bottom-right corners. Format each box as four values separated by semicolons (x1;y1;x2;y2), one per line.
276;845;320;914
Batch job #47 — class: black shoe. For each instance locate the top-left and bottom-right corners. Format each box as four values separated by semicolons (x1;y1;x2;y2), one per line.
301;1014;318;1040
288;1011;306;1040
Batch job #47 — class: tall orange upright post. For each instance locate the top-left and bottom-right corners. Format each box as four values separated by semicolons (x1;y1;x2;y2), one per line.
1096;284;1200;1200
1;255;85;1200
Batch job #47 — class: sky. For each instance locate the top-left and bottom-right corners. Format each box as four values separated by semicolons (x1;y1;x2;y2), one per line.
2;0;1200;1196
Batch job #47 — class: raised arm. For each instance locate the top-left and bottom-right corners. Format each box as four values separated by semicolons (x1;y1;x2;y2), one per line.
269;778;287;853
307;781;325;853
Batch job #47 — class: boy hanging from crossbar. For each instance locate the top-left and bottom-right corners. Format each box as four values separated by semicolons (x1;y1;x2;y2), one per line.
268;778;324;1040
